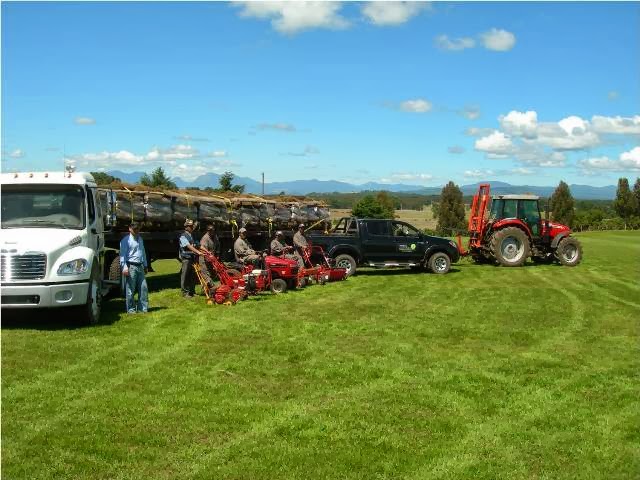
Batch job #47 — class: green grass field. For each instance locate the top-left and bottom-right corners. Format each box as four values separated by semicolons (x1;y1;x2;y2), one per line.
2;231;639;479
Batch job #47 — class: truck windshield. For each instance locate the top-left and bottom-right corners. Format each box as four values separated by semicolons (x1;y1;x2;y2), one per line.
1;185;86;230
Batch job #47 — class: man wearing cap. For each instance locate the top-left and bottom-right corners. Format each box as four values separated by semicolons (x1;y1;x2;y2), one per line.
179;219;201;298
119;223;149;313
198;223;220;287
271;230;304;267
293;224;310;255
234;227;261;266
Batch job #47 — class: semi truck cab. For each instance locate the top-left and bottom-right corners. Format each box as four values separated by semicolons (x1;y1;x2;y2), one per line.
1;171;109;324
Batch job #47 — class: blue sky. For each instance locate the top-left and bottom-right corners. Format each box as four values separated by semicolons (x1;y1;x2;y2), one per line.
2;1;639;187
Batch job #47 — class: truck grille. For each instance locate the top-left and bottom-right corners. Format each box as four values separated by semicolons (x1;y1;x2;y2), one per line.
1;254;47;281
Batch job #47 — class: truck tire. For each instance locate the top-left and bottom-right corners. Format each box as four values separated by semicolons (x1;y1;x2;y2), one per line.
490;227;530;267
428;252;451;274
334;254;356;277
79;263;102;326
556;237;582;267
108;255;123;298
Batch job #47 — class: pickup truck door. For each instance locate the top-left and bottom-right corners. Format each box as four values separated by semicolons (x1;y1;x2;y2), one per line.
391;221;425;262
360;220;395;262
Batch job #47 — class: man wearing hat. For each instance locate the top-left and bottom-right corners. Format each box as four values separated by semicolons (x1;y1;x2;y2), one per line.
179;219;201;298
198;223;220;287
119;222;149;313
271;230;304;267
234;227;261;266
293;223;310;255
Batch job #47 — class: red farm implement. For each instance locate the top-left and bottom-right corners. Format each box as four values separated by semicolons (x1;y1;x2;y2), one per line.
458;183;582;267
300;245;348;283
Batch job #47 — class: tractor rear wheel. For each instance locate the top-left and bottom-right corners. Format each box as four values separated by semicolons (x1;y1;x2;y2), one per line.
556;237;582;267
490;227;530;267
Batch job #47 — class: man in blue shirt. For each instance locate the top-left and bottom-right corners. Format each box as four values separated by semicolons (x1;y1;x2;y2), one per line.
179;219;202;299
120;222;149;314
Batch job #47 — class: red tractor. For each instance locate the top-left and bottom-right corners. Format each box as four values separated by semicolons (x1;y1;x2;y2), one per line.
461;183;583;267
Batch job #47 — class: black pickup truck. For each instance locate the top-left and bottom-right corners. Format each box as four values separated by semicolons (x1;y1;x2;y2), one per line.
308;217;460;276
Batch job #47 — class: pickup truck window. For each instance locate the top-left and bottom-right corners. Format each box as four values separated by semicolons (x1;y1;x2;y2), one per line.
1;185;86;230
333;218;358;235
366;220;391;236
392;221;420;237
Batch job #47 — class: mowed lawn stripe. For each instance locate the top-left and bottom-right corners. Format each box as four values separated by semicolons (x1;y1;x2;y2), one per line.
1;231;638;479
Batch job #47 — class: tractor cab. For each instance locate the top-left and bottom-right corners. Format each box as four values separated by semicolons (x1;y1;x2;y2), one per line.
489;194;542;237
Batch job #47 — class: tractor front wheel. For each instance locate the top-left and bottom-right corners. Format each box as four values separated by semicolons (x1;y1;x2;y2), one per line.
490;227;530;267
556;237;583;267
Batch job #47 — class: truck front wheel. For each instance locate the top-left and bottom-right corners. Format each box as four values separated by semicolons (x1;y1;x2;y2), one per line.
334;254;356;277
428;252;451;274
79;264;102;326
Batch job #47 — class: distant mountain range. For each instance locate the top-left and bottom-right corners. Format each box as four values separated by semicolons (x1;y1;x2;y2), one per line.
107;170;617;200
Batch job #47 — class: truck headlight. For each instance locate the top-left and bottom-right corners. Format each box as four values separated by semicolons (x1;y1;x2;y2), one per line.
57;259;89;275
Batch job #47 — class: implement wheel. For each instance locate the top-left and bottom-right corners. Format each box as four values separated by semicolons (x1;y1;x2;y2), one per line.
556;237;583;267
270;278;287;294
490;227;530;267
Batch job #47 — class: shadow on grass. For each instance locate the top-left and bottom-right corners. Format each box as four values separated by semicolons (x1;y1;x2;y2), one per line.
356;267;462;276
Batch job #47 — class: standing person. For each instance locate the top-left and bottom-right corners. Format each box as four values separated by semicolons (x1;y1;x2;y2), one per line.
234;227;261;266
198;223;220;286
293;223;310;255
179;219;201;299
119;222;149;314
271;230;304;267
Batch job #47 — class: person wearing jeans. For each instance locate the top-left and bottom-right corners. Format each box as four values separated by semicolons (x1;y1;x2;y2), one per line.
119;222;149;313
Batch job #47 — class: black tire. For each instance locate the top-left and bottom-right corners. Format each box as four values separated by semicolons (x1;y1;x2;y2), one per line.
490;227;530;267
107;254;123;298
556;237;583;267
428;252;451;274
79;263;101;326
270;278;288;294
334;254;357;277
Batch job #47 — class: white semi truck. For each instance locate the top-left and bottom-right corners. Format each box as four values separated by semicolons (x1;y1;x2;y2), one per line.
1;171;115;324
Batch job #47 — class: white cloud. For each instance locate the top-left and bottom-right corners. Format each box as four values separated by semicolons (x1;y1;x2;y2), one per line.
474;131;514;157
591;115;640;135
400;98;432;113
464;169;494;178
480;28;516;51
500;110;538;139
461;105;481;120
9;149;25;158
74;117;96;125
510;167;535;175
254;122;297;132
233;1;349;34
448;146;465;154
287;145;320;156
175;134;209;142
387;172;434;182
362;1;429;26
208;150;228;158
536;116;600;150
465;127;494;137
577;147;640;172
435;35;475;51
608;91;619;101
161;144;199;160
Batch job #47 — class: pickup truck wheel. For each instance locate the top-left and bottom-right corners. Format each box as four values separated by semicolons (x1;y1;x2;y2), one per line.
428;252;451;274
79;264;102;326
334;254;356;277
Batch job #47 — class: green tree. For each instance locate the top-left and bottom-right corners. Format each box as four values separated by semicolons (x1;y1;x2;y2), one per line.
436;181;466;235
90;171;121;186
375;191;396;218
633;177;640;216
140;167;177;189
217;171;245;194
351;195;393;219
549;180;575;227
613;177;637;225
